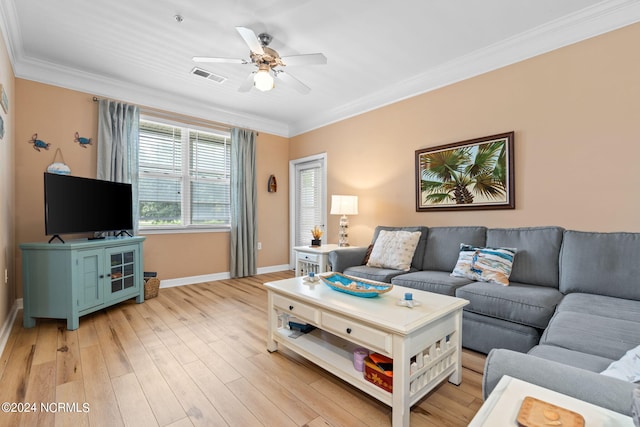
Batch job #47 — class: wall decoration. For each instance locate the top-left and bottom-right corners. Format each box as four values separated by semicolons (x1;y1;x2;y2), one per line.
0;84;7;114
29;133;51;152
46;148;71;175
0;115;4;140
74;132;92;148
415;131;514;211
267;174;277;192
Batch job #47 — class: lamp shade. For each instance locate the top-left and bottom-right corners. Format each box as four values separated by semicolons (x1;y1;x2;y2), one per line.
330;195;358;215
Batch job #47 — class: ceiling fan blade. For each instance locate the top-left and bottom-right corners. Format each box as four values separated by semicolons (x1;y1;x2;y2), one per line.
235;26;264;55
192;56;248;64
281;53;327;66
275;71;311;94
238;72;256;92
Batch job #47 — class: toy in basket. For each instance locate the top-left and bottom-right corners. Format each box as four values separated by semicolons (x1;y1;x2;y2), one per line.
320;272;393;298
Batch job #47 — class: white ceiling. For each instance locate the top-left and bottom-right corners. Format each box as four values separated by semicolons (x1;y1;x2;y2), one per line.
1;0;639;137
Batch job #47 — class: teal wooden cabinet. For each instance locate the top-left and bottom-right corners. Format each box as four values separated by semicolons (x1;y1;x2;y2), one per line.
20;237;146;330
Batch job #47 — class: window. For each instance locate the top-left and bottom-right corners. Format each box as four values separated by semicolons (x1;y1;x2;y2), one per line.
295;162;324;246
138;118;231;231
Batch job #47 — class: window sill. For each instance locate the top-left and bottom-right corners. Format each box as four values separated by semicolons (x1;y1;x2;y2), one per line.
139;226;230;235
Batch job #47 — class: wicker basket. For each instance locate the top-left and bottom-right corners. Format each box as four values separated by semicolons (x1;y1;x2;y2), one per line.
144;277;160;299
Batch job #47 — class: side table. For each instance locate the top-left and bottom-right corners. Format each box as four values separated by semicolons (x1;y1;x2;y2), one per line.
469;375;634;426
293;244;345;276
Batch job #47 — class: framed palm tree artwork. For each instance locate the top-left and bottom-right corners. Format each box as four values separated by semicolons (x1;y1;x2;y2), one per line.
415;132;514;211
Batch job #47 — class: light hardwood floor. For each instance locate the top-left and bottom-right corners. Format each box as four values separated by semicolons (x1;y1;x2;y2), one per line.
0;271;485;426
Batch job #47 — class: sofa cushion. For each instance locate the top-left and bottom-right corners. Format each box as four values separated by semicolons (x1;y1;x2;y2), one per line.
456;281;563;329
421;226;486;271
528;344;613;373
463;311;540;354
559;230;640;300
451;244;516;286
367;230;422;271
540;310;640;360
391;271;473;296
371;226;429;270
343;265;410;283
556;293;640;323
486;226;564;288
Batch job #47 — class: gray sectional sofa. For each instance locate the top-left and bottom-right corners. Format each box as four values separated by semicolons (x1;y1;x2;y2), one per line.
329;225;567;354
329;226;640;415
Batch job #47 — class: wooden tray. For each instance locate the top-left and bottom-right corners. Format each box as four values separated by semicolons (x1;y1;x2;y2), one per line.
517;396;585;427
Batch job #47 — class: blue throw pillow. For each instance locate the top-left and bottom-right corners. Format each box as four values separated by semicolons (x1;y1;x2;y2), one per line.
450;244;517;286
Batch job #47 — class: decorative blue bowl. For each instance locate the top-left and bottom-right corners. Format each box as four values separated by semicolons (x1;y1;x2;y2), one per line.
321;272;393;298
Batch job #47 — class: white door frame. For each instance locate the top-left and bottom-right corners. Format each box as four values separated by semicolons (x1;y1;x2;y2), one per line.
289;153;327;268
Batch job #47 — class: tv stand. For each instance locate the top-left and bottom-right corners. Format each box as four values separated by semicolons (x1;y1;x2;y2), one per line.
48;235;65;244
21;237;146;330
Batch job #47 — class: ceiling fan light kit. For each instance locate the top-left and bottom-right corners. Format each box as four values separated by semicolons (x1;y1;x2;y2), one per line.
193;26;326;94
254;64;274;91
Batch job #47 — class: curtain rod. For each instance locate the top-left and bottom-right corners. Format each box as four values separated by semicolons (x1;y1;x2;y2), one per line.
90;96;249;134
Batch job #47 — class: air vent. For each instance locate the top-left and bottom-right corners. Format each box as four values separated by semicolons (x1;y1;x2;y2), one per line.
191;67;227;84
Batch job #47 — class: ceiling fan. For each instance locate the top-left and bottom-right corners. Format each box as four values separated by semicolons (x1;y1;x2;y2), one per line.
193;26;327;94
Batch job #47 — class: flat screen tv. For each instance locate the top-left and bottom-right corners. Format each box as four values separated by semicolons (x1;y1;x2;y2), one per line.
44;173;133;241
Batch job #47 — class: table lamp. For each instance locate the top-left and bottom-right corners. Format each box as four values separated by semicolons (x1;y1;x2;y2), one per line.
330;195;358;247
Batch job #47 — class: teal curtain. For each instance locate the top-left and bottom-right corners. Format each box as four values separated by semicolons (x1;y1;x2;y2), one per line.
97;99;140;232
230;128;257;278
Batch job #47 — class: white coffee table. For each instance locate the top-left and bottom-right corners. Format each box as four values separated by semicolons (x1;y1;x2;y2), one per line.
469;375;635;426
264;275;468;427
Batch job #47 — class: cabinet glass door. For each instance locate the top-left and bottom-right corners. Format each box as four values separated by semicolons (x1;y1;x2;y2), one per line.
110;250;136;294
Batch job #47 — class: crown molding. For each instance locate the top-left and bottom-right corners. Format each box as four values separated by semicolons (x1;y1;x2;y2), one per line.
0;0;290;135
14;56;290;137
3;1;639;138
289;0;640;136
0;0;21;73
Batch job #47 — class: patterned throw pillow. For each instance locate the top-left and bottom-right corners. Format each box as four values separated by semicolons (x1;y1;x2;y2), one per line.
450;244;517;286
366;230;422;271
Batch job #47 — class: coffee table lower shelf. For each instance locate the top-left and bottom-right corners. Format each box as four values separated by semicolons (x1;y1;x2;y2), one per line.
271;326;459;409
272;327;392;404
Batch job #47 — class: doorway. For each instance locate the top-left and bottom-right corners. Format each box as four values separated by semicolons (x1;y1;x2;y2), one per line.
289;153;327;268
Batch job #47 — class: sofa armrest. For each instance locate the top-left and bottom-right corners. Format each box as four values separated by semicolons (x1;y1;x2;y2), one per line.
483;348;637;416
328;247;368;273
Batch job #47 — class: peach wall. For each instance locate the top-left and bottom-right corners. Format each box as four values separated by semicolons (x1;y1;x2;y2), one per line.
0;29;15;333
291;23;640;247
255;132;290;266
14;80;290;298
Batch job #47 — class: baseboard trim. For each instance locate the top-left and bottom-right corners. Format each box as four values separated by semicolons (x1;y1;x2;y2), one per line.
0;299;20;359
159;264;291;289
0;265;292;355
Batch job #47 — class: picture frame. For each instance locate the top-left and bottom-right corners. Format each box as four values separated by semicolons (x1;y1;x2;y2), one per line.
415;131;514;211
0;84;7;114
0;114;4;139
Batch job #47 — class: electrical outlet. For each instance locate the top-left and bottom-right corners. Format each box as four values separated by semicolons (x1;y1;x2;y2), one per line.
257;242;262;250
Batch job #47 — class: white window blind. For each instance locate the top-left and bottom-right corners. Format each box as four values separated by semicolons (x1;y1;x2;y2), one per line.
295;162;323;246
139;119;230;230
